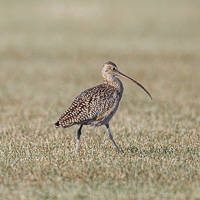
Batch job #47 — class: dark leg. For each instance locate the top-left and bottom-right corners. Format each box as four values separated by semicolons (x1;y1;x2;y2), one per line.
76;124;83;152
105;124;120;152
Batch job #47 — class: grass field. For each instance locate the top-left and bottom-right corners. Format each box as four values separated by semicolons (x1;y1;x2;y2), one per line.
0;0;200;199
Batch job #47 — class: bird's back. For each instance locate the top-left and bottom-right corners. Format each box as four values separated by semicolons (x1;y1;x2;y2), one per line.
55;83;121;128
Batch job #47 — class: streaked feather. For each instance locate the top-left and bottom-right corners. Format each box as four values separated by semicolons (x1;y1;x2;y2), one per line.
56;83;120;128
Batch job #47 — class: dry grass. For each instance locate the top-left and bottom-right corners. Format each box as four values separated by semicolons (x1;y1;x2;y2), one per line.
0;0;200;199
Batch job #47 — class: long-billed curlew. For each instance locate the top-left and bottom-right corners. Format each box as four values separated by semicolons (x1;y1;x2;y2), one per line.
55;61;152;152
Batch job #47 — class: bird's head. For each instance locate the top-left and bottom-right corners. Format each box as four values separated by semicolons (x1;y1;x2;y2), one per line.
102;61;119;77
102;61;152;100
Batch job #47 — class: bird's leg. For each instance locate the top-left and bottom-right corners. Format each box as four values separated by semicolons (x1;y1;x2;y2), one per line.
76;124;83;152
105;124;120;152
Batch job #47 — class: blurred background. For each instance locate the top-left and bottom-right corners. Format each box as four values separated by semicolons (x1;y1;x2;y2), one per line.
0;0;200;132
1;0;200;125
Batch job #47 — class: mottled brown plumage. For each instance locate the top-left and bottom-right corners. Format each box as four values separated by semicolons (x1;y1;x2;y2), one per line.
56;84;121;128
55;61;152;152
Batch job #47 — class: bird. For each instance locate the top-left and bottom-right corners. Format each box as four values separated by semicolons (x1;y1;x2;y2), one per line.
55;61;152;152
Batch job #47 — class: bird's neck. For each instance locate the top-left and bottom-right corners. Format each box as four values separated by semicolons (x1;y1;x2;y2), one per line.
104;76;123;91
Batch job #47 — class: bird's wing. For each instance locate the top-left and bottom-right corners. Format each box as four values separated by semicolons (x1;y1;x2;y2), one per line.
57;84;118;128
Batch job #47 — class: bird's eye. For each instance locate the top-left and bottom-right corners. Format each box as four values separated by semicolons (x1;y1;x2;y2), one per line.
112;67;116;70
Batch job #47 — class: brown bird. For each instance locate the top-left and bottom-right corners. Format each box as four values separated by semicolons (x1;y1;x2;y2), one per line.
55;61;152;152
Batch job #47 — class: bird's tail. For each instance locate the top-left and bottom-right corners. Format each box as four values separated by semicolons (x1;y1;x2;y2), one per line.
55;121;60;128
55;119;73;128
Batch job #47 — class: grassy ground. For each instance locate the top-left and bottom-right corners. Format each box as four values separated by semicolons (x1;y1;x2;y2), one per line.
0;0;200;199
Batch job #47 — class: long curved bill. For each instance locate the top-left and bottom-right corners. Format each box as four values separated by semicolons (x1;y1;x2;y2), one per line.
116;70;152;100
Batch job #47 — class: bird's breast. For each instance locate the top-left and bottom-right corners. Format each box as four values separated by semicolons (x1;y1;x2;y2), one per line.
91;88;123;127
